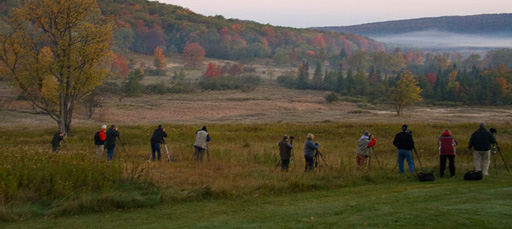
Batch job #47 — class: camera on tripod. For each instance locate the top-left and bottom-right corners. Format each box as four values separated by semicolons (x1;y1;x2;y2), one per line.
490;128;497;134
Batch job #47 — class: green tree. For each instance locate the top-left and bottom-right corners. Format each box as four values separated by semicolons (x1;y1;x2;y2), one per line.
0;0;114;134
311;62;323;89
390;71;423;116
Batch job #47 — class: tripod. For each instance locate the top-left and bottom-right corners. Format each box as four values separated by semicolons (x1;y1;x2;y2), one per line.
369;147;383;171
313;150;331;171
491;143;510;175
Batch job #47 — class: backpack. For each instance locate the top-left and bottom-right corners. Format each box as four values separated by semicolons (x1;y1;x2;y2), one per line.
464;171;483;180
418;172;435;182
94;131;101;145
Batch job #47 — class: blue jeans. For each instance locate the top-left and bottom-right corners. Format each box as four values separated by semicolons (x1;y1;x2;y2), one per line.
398;150;414;173
151;142;161;161
107;148;114;161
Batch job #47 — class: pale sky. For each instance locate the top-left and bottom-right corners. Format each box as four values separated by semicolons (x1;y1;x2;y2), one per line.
151;0;511;28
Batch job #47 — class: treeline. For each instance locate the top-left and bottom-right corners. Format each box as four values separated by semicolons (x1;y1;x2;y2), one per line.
278;48;512;106
97;0;382;63
318;13;512;36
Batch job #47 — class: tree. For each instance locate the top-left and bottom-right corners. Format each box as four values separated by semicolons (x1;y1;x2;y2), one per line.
183;42;206;69
153;46;166;74
390;71;423;116
204;62;220;78
0;0;114;134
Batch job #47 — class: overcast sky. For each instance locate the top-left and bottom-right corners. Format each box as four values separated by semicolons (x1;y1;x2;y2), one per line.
151;0;511;28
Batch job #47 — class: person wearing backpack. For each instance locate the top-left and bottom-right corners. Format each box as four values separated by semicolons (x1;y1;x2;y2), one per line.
150;125;167;162
438;129;458;177
105;125;120;161
95;125;107;157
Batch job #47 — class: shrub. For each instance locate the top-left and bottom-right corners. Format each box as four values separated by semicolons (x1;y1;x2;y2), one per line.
145;83;168;94
199;75;262;91
325;93;340;103
168;81;196;93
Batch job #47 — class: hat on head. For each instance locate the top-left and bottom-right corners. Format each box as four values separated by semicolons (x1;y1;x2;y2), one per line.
101;124;107;130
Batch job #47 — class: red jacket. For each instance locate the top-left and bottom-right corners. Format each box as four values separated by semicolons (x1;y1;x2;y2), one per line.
99;129;106;141
438;131;457;155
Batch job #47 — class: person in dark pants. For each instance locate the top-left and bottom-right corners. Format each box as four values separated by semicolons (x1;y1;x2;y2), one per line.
150;125;168;162
393;124;415;173
51;131;65;153
105;125;120;161
304;133;320;172
438;129;458;177
278;135;293;171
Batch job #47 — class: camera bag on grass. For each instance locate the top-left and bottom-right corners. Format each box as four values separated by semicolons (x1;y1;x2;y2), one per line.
413;147;435;182
464;170;483;180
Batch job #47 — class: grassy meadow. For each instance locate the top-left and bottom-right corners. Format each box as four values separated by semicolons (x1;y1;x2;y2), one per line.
1;122;512;225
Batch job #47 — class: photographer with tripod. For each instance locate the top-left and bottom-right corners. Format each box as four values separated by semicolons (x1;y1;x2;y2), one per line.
278;135;294;171
150;125;167;162
468;122;496;176
356;131;376;171
304;133;320;172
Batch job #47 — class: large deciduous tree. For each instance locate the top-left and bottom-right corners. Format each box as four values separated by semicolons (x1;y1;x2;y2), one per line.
0;0;114;134
390;71;423;116
183;42;206;69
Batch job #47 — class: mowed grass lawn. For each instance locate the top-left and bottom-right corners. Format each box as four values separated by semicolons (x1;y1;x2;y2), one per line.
5;174;512;228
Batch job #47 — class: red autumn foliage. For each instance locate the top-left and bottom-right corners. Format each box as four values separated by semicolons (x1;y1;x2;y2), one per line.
183;42;206;68
310;36;326;49
425;73;437;85
204;62;220;78
111;53;130;79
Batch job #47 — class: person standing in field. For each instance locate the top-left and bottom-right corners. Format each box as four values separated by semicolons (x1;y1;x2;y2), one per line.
468;122;496;176
194;126;210;162
356;131;376;171
278;135;293;171
438;129;458;177
105;125;120;161
51;131;65;153
304;133;320;172
393;124;415;173
150;125;167;162
94;125;107;157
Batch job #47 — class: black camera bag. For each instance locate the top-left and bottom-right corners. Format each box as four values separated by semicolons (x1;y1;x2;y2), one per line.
464;170;483;180
418;172;435;182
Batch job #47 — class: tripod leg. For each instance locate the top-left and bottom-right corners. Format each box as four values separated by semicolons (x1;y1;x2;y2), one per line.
497;147;510;173
165;144;171;162
318;152;331;170
274;159;281;171
494;150;498;175
368;155;371;172
413;147;424;172
371;147;383;170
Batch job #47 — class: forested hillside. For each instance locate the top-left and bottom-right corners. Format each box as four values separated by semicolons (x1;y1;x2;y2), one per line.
0;0;384;65
316;13;512;36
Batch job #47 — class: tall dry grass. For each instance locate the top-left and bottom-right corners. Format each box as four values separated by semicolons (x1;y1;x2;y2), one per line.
1;122;510;220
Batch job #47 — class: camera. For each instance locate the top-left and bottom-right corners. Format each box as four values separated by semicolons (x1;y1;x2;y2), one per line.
490;128;497;134
289;136;295;139
406;130;413;135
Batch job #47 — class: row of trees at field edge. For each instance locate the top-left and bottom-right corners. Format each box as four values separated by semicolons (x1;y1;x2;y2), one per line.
276;48;512;110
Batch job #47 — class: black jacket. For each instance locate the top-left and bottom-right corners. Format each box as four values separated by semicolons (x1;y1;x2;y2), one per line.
278;140;293;160
51;133;64;148
468;128;496;151
393;131;415;150
105;127;120;149
150;128;167;144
